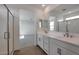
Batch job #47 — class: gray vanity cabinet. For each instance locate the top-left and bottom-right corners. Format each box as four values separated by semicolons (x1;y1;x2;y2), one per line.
37;34;43;49
49;38;78;55
37;33;78;55
43;36;50;54
51;43;77;55
37;35;50;54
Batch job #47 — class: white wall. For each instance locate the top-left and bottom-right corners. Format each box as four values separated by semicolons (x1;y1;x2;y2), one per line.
20;21;35;35
19;9;37;48
20;20;35;48
7;5;44;50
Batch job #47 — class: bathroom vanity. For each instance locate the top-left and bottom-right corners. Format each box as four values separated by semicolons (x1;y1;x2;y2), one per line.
37;31;79;55
37;5;79;55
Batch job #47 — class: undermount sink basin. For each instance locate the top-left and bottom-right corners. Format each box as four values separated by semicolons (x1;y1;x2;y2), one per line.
48;32;65;38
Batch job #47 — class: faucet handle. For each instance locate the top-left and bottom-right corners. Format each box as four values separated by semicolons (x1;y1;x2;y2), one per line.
63;33;69;37
64;34;66;37
70;35;73;38
63;33;65;37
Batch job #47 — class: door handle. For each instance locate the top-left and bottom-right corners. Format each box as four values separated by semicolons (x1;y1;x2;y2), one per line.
4;32;9;39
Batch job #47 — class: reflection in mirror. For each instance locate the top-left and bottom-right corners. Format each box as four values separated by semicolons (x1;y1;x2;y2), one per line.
49;4;79;34
42;20;49;31
67;17;79;34
57;16;66;32
49;16;56;31
65;10;79;34
39;20;42;28
49;21;54;31
66;15;79;21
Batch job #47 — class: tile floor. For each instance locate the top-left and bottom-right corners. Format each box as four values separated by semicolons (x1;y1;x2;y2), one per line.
14;46;47;55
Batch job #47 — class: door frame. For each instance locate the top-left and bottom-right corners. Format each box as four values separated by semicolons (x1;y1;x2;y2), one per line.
3;4;14;55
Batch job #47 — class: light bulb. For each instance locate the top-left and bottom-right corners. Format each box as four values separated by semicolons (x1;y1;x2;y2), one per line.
42;4;46;7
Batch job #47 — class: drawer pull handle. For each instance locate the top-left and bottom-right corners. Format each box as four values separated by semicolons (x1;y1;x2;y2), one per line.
57;48;61;55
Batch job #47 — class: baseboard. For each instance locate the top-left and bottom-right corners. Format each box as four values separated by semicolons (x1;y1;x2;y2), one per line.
36;45;47;55
9;50;14;55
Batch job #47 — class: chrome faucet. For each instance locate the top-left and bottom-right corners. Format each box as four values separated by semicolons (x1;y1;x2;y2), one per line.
64;32;69;37
64;21;69;37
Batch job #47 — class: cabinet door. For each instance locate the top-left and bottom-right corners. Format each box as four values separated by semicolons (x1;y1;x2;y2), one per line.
50;39;77;55
37;35;40;45
39;37;43;49
62;48;77;55
53;44;77;55
9;12;14;54
51;44;64;55
0;5;8;54
37;35;43;49
50;38;58;55
37;35;40;46
43;36;50;54
59;46;77;55
43;41;49;54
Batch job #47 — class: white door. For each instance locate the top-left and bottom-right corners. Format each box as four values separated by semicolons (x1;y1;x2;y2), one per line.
9;12;14;54
0;5;8;54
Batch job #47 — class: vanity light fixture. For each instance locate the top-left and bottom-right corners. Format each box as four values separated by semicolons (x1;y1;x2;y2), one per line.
39;20;42;28
57;19;63;22
50;21;54;31
68;11;72;14
66;15;79;20
42;4;46;7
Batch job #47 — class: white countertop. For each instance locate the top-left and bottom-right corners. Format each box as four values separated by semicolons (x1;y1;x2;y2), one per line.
37;29;79;47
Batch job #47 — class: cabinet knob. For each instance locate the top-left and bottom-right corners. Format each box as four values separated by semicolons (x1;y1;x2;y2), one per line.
57;48;61;55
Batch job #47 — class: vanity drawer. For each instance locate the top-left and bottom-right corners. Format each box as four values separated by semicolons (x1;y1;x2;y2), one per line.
37;34;43;49
38;34;42;38
43;39;49;44
55;39;79;54
55;44;77;55
43;40;49;54
43;42;49;54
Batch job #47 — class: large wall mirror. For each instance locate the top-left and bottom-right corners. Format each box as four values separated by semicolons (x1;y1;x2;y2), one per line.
38;16;57;32
48;4;79;34
38;19;49;31
65;10;79;34
38;5;79;34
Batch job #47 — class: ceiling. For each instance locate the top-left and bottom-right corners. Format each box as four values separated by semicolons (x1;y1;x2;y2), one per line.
49;4;79;16
6;4;79;20
7;4;79;15
6;4;60;20
7;4;43;10
6;4;60;12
